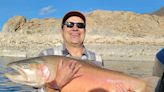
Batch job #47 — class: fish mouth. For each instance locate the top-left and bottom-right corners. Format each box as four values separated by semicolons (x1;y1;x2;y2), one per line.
5;64;44;88
5;65;28;83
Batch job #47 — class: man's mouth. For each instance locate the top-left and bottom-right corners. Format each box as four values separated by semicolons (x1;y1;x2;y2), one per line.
71;33;80;38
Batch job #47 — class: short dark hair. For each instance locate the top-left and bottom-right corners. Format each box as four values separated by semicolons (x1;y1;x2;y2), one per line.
61;11;86;28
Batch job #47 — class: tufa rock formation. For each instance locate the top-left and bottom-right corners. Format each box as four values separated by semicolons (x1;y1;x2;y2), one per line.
86;10;164;36
2;16;61;34
2;10;164;37
2;16;26;32
152;7;164;16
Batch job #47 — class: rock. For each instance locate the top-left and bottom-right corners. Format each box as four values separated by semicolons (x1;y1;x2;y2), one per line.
151;7;164;16
19;18;61;34
2;16;26;32
158;16;164;29
2;16;61;33
2;10;164;36
86;10;164;37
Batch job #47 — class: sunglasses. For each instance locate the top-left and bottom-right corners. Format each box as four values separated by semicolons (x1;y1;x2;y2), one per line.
63;22;85;29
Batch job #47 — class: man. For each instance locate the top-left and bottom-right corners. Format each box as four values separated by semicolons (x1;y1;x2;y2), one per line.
39;11;103;92
153;48;164;92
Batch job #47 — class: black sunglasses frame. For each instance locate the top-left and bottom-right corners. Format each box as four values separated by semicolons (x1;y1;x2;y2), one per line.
63;22;85;29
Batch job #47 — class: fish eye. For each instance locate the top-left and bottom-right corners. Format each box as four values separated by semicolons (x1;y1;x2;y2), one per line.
21;63;29;69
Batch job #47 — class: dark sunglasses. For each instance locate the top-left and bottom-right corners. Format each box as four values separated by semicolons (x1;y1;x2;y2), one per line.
63;22;85;29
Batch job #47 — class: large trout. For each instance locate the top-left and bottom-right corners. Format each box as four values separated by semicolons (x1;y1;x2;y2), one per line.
5;55;149;92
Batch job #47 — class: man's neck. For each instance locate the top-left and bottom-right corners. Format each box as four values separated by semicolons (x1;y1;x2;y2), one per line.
64;44;84;57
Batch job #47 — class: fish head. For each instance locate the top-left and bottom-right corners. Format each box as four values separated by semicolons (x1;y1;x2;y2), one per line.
5;57;50;88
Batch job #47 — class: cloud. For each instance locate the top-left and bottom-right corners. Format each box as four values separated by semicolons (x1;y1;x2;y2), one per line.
83;8;95;14
39;5;55;15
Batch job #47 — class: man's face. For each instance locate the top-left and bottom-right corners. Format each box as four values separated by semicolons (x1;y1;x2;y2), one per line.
62;16;86;46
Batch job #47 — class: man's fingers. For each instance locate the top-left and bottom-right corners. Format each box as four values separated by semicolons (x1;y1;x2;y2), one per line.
58;59;63;69
72;64;81;74
72;64;82;79
66;60;82;79
73;72;83;79
69;60;77;70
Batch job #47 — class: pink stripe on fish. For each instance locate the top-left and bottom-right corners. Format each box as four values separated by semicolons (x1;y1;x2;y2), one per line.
39;64;50;81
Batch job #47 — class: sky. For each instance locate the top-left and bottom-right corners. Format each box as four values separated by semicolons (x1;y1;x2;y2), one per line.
0;0;164;31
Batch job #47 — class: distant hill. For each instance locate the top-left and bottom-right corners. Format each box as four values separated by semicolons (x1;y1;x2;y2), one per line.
151;7;164;16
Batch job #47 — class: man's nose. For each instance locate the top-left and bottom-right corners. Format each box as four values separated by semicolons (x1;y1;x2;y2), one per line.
72;24;78;31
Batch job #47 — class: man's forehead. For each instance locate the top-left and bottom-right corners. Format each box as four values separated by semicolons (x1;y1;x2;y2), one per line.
66;16;85;23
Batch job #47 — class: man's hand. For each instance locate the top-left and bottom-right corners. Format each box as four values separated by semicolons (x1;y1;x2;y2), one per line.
47;59;82;90
55;59;82;88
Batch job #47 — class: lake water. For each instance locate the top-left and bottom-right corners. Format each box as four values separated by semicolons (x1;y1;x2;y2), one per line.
0;57;36;92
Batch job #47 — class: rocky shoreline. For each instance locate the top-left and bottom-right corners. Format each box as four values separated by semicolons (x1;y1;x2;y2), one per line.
0;31;163;57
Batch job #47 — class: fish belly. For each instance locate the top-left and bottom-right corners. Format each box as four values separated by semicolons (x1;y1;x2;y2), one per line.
61;71;146;92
